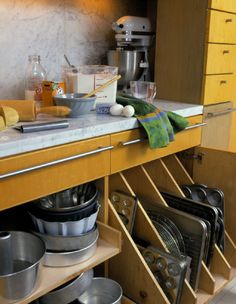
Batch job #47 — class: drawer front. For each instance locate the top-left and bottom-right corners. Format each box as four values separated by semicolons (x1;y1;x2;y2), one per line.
110;116;203;173
210;0;236;14
208;10;236;43
0;135;111;210
203;74;236;105
205;44;236;74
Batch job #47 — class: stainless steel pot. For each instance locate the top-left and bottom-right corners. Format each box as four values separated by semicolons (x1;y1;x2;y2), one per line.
39;269;93;304
107;50;145;88
0;231;45;301
78;277;123;304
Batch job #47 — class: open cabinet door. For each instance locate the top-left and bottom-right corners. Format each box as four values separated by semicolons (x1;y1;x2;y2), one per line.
192;147;236;245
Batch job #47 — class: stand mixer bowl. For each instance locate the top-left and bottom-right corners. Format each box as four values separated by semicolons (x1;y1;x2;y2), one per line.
107;50;145;89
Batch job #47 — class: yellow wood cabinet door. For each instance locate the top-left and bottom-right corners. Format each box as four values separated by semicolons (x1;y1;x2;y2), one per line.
110;116;203;173
210;0;236;13
201;102;233;150
0;135;111;210
202;74;236;105
208;10;236;44
229;111;236;152
205;44;236;74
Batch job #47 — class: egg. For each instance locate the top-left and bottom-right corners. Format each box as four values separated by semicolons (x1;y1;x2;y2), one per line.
122;105;135;117
110;104;124;116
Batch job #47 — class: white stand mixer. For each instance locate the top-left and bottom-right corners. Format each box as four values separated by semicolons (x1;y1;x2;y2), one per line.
107;16;155;91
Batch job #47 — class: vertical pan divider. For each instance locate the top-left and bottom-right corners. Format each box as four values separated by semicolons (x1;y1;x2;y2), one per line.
224;231;236;269
108;172;170;304
162;154;194;185
120;166;197;304
122;165;167;206
198;263;215;295
143;159;185;197
211;245;231;280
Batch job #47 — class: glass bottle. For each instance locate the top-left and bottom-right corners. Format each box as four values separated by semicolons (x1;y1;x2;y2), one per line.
25;55;46;106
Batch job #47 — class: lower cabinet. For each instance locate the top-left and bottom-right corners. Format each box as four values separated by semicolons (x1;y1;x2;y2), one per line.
107;151;236;304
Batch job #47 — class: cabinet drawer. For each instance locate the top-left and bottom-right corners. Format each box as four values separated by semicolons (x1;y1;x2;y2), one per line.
0;135;112;210
210;0;236;14
203;74;236;105
205;44;236;74
208;10;236;43
110;116;203;173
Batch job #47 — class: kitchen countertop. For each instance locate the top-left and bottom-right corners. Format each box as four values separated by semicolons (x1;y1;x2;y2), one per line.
0;100;203;158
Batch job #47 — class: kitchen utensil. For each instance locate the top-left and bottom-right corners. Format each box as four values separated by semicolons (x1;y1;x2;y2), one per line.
37;183;98;213
0;231;45;301
54;93;96;117
64;54;78;73
161;192;219;266
146;203;208;291
81;74;121;98
39;269;93;304
15;120;69;133
139;244;188;304
29;204;100;236
0;231;13;275
110;191;137;234
0;100;71;121
78;277;123;304
43;233;98;267
32;225;98;252
130;81;156;103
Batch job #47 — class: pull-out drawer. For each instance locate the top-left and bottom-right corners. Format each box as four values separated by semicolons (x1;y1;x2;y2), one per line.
210;0;236;14
205;44;236;74
202;74;236;105
110;116;203;173
208;10;236;44
0;135;112;210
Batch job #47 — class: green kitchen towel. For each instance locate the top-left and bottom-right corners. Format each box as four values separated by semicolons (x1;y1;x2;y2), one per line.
116;94;189;149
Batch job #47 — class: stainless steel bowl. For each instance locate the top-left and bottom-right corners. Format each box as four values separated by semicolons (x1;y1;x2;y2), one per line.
54;93;96;117
32;225;98;251
39;269;93;304
0;231;46;301
78;277;123;304
107;50;145;88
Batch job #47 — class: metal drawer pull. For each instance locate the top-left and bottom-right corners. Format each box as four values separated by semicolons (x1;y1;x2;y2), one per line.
206;108;236;118
220;80;227;85
0;145;114;180
121;138;147;146
184;122;207;130
225;18;233;23
223;50;230;54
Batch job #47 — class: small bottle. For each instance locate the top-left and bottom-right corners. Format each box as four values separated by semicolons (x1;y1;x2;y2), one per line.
25;55;46;107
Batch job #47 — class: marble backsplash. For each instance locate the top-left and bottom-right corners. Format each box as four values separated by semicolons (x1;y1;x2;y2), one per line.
0;0;147;99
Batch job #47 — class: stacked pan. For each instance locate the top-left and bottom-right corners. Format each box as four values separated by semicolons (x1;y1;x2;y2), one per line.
28;182;99;267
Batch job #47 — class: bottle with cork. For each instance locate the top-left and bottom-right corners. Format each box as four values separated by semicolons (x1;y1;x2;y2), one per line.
25;55;46;107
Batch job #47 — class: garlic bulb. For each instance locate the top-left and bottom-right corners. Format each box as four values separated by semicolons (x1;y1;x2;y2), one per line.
122;105;135;117
110;104;124;116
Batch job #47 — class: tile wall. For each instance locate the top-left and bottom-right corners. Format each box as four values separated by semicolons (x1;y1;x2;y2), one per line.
0;0;147;99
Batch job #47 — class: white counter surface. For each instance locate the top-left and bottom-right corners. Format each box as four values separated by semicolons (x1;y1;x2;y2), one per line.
0;100;203;158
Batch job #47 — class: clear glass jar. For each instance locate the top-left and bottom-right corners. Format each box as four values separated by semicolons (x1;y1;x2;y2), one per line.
25;55;46;106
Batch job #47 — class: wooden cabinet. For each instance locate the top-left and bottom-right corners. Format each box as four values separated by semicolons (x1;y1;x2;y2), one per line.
155;0;236;106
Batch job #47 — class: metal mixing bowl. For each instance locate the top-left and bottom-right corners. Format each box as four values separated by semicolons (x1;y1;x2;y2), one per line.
78;277;123;304
54;93;96;117
0;231;46;301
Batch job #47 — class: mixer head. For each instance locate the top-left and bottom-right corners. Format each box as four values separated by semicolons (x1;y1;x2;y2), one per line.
112;16;154;49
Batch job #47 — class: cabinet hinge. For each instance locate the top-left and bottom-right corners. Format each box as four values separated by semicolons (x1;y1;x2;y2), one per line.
180;151;204;163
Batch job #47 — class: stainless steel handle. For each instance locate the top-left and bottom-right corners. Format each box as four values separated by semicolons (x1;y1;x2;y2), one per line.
0;145;114;180
206;108;236;118
184;122;207;130
121;138;147;146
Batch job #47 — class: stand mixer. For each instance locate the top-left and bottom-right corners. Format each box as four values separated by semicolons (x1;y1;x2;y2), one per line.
107;16;155;91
